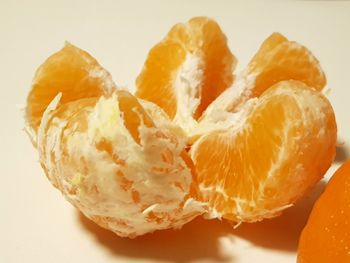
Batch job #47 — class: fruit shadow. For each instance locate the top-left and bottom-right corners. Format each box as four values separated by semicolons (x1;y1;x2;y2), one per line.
77;181;325;261
335;143;350;164
233;180;326;252
78;212;236;263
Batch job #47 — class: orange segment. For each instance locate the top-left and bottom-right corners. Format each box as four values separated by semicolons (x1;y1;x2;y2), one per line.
26;42;116;132
248;33;326;97
136;17;236;126
167;17;236;118
136;41;185;119
117;90;154;144
249;32;288;62
298;160;350;263
191;81;336;221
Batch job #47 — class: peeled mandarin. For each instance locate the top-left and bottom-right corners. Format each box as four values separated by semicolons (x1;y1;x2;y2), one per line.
25;17;338;238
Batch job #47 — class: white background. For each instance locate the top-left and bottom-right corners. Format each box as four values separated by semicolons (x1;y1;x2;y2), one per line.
1;1;350;262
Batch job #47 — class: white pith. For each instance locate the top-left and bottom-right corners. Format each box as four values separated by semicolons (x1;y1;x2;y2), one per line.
36;93;205;237
173;53;203;135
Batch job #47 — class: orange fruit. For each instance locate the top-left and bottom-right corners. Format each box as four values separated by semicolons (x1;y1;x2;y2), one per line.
298;160;350;263
26;44;204;238
202;32;326;119
136;17;236;133
26;43;116;134
191;80;336;221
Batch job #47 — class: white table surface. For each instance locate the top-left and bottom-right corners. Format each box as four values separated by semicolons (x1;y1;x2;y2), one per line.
1;1;350;262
